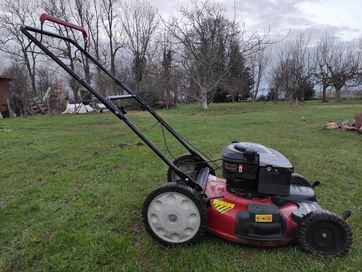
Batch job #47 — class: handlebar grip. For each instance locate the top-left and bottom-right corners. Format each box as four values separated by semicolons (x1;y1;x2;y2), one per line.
40;13;88;39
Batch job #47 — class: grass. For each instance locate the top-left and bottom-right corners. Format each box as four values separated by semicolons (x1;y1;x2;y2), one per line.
0;101;361;271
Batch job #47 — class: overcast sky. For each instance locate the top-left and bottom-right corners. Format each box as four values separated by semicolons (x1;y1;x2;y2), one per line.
153;0;362;41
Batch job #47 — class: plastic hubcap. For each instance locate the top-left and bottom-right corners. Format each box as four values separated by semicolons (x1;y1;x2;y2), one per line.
147;192;201;243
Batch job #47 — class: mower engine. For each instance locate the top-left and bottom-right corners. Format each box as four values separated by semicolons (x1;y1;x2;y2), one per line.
222;142;293;196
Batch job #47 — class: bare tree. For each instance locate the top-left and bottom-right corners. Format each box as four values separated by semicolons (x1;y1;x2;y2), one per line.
267;70;281;103
41;0;84;100
313;35;333;102
120;0;158;90
0;0;40;96
166;1;239;109
269;32;313;103
84;0;106;90
248;40;270;101
42;0;115;98
158;31;176;106
100;0;124;95
70;0;91;85
325;37;360;102
357;36;362;85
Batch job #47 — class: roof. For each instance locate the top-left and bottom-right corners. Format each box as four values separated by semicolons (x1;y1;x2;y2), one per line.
0;76;13;81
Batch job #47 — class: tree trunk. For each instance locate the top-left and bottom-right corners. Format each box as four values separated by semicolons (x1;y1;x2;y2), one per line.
110;52;116;95
30;51;38;97
83;53;91;85
174;86;178;104
201;99;208;109
253;67;262;102
23;50;37;96
70;78;80;100
201;89;208;109
30;73;37;97
322;84;328;103
96;68;102;90
335;87;342;103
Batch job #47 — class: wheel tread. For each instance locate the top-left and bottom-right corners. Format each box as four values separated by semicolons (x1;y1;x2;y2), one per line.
297;211;352;257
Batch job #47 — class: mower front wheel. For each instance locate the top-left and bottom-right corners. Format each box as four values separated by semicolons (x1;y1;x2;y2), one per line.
298;211;352;257
142;182;207;246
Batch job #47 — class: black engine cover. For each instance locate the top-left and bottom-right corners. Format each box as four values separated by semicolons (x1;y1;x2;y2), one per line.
222;142;293;196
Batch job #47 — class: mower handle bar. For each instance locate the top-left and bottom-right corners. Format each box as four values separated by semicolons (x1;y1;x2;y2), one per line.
40;13;88;39
20;23;217;191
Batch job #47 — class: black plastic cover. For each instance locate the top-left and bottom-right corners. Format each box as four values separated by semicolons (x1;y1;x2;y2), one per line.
235;203;285;241
285;185;316;201
258;166;292;196
222;142;294;196
222;143;259;190
222;143;259;163
291;202;322;223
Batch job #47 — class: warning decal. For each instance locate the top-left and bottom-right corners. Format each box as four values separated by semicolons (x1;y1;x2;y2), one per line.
212;199;235;214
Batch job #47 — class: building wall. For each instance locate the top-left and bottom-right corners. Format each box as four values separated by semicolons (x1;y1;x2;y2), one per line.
0;79;11;113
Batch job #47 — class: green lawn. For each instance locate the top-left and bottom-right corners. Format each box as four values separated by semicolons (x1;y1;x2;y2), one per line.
0;101;361;271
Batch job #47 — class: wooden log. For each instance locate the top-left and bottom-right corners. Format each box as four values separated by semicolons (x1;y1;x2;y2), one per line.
355;112;362;129
326;122;339;130
7;99;16;117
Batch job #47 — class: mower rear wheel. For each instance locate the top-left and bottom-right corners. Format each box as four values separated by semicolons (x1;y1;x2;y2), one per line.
142;182;207;245
298;211;352;257
167;154;212;182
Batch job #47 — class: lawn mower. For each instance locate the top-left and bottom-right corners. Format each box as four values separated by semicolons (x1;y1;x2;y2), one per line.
21;14;353;258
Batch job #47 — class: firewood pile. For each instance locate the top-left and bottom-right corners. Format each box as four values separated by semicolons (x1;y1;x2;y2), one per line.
326;112;362;134
26;97;49;115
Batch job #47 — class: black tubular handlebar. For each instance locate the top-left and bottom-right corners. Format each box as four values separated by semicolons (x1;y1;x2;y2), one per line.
22;24;204;158
20;16;216;191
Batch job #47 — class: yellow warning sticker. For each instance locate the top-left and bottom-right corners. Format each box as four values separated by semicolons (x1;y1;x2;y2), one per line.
255;214;273;222
212;199;235;214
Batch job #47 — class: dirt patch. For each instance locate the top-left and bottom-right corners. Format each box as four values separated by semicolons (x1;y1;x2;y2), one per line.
129;208;144;237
